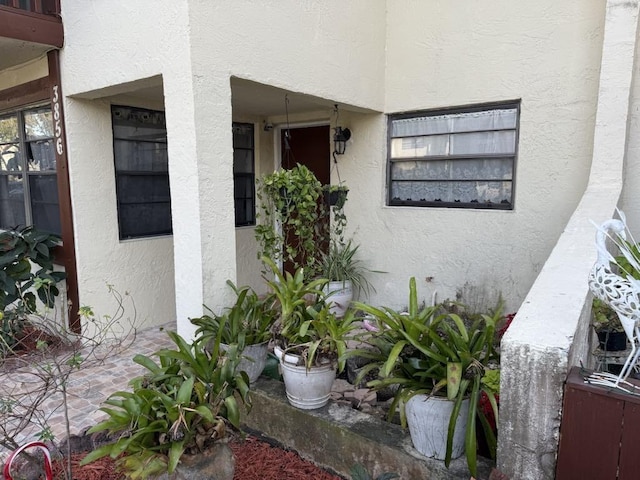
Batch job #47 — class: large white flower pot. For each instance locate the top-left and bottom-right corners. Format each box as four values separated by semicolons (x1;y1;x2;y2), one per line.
274;347;336;410
221;342;269;384
405;394;470;460
324;280;353;318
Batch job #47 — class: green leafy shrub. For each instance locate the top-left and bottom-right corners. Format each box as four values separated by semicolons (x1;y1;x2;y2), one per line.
191;280;278;349
81;331;251;479
0;225;65;312
348;278;501;478
0;226;65;355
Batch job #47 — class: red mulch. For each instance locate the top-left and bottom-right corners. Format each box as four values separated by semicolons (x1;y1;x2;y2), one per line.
229;435;342;480
43;435;343;480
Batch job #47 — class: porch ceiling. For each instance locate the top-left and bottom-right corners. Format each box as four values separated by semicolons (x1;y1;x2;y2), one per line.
232;78;335;117
231;78;375;117
0;37;51;71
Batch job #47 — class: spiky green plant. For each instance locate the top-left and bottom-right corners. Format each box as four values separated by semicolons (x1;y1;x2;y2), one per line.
81;331;250;479
346;277;501;478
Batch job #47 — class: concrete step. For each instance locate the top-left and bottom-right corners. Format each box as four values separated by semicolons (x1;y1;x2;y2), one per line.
242;377;493;480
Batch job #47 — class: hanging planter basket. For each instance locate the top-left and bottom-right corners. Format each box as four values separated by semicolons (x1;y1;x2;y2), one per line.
323;186;349;208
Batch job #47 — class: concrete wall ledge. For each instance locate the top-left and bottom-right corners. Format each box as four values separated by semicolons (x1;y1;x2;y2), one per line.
241;377;492;480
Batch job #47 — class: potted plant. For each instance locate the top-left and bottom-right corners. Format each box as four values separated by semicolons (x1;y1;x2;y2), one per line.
323;184;349;209
320;239;375;317
255;164;324;279
348;278;500;478
191;280;278;383
592;297;627;351
80;330;251;479
263;256;359;409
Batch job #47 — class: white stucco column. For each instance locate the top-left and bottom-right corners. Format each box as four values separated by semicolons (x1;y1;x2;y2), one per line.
498;2;640;479
165;67;237;340
164;73;205;338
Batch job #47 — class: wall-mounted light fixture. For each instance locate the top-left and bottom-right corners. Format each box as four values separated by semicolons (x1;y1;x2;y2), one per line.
333;126;351;155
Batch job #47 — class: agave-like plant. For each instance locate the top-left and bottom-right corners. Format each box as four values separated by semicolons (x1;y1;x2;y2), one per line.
347;278;501;478
191;280;278;349
81;330;251;479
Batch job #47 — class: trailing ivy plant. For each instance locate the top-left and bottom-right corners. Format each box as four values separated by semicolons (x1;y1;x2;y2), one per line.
255;164;324;279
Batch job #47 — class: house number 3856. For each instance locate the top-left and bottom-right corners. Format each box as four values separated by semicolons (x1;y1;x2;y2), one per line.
52;85;64;156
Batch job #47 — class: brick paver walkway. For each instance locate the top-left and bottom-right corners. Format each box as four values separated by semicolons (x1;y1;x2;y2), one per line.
1;324;174;455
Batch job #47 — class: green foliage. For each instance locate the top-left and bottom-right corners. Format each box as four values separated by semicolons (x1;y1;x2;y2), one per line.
191;280;278;349
347;278;501;478
255;164;324;279
592;297;624;333
320;239;375;298
81;331;251;479
323;184;349;244
615;240;640;280
350;463;399;480
0;226;65;312
0;226;65;355
263;256;358;370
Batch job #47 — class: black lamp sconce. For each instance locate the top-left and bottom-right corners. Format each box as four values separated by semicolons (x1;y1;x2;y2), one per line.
333;126;351;155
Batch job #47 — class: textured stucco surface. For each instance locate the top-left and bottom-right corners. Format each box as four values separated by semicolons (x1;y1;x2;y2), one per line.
499;1;639;478
57;0;610;333
370;0;606;313
59;1;191;331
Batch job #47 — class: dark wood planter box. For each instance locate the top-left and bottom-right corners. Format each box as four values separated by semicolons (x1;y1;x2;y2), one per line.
556;367;640;479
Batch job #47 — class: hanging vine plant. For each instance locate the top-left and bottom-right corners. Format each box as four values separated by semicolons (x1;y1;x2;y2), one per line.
255;164;324;279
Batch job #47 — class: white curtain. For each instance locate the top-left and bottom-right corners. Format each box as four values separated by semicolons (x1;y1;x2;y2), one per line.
390;108;517;205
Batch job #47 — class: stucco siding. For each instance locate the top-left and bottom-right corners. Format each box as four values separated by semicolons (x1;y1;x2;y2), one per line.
59;0;191;330
621;18;640;234
372;0;607;312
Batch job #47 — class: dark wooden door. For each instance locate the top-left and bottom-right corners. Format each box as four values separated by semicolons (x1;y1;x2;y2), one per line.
280;125;330;274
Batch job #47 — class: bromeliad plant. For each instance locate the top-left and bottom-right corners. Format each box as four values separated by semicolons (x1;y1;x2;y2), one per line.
348;278;501;478
81;330;251;479
263;256;358;371
191;280;278;350
320;239;375;297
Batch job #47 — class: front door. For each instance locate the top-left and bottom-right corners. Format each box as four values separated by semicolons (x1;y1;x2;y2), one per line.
280;125;330;274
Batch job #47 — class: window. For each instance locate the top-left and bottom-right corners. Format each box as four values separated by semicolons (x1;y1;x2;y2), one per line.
0;106;60;234
388;101;519;209
112;106;171;239
232;122;255;226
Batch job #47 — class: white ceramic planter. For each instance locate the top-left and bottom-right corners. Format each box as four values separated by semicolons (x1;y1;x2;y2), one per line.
221;341;269;384
324;280;353;318
405;394;470;460
275;347;336;409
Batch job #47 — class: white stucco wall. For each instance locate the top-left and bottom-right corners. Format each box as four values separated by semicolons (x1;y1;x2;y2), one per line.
56;0;611;339
58;0;387;336
186;1;386;329
59;1;194;332
621;23;640;234
499;1;639;478
367;0;607;313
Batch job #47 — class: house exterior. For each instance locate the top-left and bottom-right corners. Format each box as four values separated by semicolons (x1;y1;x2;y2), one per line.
1;0;638;478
